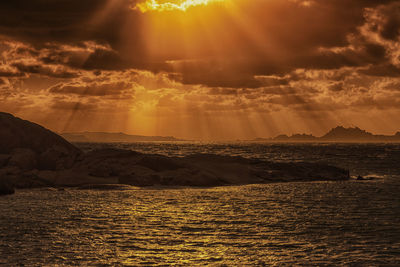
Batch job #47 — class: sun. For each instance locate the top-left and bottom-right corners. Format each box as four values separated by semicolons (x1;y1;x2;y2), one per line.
134;0;224;12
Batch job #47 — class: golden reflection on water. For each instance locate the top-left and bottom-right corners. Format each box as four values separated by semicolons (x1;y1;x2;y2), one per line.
1;180;400;265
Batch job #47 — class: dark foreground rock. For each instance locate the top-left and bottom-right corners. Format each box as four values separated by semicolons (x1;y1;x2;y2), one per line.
78;184;134;190
0;178;15;196
0;112;81;170
52;148;349;187
0;112;350;189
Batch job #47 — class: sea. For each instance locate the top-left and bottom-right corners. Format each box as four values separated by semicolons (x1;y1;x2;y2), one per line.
1;142;400;266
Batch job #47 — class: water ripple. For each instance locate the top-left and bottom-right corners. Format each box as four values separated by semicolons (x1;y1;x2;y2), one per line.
1;179;400;265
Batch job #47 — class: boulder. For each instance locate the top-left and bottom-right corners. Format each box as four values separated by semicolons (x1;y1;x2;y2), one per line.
8;148;37;171
0;112;81;169
0;166;22;177
38;146;77;170
0;178;15;196
0;154;10;167
44;169;119;187
136;155;184;172
11;172;53;189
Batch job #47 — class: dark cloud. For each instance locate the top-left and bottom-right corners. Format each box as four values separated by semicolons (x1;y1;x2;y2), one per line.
382;81;400;92
1;0;400;96
381;16;400;41
160;0;399;87
359;64;400;77
328;82;344;92
82;48;131;70
351;94;400;109
208;88;238;95
49;81;133;96
0;0;132;44
12;63;78;78
0;70;25;78
50;99;98;111
371;3;400;41
261;86;297;96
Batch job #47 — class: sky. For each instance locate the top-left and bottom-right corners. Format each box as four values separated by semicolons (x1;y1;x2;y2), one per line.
0;0;400;140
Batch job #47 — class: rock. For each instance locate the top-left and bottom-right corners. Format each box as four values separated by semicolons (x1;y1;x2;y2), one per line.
0;112;81;169
43;169;119;187
181;154;350;185
258;161;350;182
38;146;77;170
0;166;22;176
78;150;350;187
0;178;15;196
11;171;54;189
36;170;58;182
136;155;184;172
8;148;37;171
0;113;352;189
119;173;161;187
0;154;10;167
78;184;133;190
72;148;143;178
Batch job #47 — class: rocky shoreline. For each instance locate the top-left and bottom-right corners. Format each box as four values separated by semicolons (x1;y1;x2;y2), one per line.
0;112;350;195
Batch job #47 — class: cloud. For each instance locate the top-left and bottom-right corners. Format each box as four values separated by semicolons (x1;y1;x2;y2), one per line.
1;0;400;138
51;99;99;111
0;39;82;78
359;63;400;77
49;81;134;97
0;0;131;43
1;0;399;88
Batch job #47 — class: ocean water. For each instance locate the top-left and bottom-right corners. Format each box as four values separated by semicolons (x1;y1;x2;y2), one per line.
1;143;400;265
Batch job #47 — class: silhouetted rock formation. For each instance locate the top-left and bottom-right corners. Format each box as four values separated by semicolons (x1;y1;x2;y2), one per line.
61;132;183;143
0;154;10;168
256;126;400;142
0;112;81;170
275;134;317;141
321;126;373;141
0;178;14;196
272;134;289;141
9;148;37;171
32;149;348;187
0;113;351;189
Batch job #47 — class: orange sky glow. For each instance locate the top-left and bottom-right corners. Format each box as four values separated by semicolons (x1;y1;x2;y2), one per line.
0;0;399;140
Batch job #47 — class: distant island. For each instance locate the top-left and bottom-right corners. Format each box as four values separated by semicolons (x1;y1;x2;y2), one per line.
253;126;400;142
61;132;185;143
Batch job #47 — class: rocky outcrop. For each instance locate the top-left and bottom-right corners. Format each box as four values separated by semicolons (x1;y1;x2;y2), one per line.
0;154;10;168
0;178;15;196
0;112;81;170
9;148;37;171
0;112;351;189
267;126;400;142
44;148;348;188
